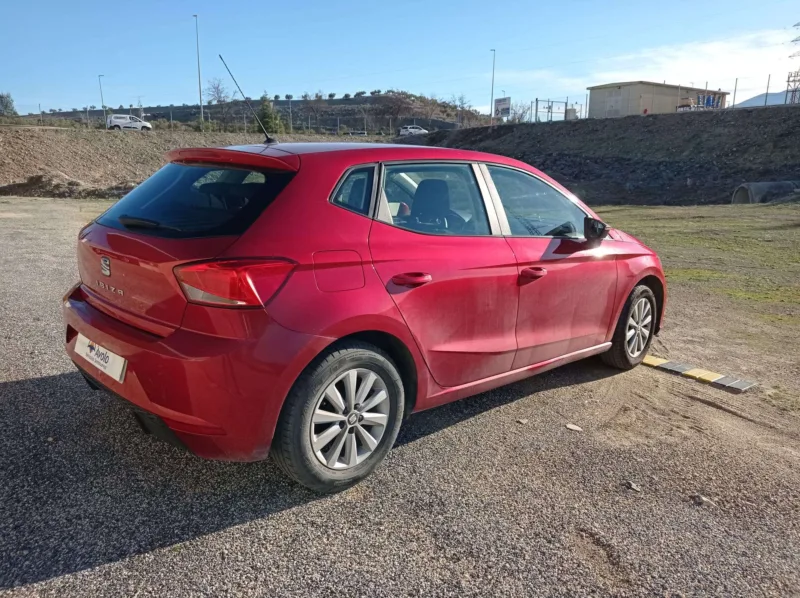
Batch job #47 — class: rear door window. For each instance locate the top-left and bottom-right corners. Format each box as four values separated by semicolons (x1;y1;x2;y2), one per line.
96;163;294;238
377;163;491;236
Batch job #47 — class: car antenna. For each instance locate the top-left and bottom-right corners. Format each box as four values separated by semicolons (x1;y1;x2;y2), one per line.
218;54;276;144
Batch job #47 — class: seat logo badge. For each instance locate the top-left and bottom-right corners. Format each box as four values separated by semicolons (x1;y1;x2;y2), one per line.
100;256;111;277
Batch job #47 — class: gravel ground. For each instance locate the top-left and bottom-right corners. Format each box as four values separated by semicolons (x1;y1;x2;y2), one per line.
1;198;799;597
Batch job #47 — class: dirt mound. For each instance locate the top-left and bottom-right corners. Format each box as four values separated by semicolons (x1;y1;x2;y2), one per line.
0;128;383;198
0;173;135;199
404;106;800;205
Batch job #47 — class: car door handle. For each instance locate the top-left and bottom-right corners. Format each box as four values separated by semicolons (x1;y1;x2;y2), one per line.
519;267;548;282
391;273;433;287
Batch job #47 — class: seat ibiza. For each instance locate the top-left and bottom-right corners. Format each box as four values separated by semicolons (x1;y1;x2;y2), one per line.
63;142;665;492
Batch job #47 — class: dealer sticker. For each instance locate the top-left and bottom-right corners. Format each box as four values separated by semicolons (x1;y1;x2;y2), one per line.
75;333;127;383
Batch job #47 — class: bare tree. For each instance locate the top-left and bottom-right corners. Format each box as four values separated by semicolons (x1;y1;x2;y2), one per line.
508;102;530;123
205;78;234;129
205;78;230;105
450;94;481;128
421;94;439;126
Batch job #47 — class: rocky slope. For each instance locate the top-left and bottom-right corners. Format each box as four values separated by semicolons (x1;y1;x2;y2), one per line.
407;106;800;205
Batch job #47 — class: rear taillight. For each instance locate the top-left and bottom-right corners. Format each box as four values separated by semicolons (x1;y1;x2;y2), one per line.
174;259;295;308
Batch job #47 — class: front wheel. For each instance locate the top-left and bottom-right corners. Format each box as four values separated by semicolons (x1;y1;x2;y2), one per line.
601;284;657;370
271;341;405;493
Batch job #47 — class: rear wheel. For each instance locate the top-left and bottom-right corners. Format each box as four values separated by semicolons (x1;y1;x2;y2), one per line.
112;125;121;130
601;284;657;370
271;341;405;493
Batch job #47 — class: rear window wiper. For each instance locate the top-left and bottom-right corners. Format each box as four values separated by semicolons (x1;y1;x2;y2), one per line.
117;214;183;232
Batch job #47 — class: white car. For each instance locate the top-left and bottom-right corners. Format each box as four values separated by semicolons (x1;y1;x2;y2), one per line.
398;125;428;136
107;114;152;131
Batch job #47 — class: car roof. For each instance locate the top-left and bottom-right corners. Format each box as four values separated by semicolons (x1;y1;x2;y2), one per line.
222;142;530;169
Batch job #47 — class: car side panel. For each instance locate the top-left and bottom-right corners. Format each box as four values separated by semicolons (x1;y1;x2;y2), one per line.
220;152;437;408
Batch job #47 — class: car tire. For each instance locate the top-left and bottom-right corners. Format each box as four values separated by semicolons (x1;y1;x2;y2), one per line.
271;340;405;493
601;284;657;370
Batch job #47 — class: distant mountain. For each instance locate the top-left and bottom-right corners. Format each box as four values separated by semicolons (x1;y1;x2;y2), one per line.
735;91;791;107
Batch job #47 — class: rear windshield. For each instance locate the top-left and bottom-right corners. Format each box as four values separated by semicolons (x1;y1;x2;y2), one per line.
96;163;294;238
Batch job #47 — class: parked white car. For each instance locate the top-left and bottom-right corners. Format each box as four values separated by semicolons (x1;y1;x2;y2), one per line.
398;125;428;136
107;114;152;131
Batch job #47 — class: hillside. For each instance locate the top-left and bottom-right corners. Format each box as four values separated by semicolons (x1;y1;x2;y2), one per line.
0;128;382;198
406;105;800;205
17;91;487;134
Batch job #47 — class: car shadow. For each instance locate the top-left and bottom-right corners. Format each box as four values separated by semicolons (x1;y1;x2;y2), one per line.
0;359;619;588
396;358;619;446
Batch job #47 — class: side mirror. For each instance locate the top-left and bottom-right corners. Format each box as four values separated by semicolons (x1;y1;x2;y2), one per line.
584;216;608;241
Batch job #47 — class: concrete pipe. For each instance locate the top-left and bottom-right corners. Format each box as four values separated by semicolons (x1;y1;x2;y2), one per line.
731;181;800;204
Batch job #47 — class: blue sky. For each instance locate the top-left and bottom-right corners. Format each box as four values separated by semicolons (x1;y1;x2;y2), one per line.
2;0;797;114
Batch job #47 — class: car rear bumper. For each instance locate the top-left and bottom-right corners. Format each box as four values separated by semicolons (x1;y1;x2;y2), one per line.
63;284;333;461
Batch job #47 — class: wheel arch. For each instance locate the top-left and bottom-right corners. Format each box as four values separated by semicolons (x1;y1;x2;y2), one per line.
326;330;419;418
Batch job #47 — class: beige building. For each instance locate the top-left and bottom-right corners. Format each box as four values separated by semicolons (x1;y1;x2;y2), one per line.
587;81;729;118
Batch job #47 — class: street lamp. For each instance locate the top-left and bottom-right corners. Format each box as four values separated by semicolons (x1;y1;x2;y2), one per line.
193;14;204;131
489;49;496;126
98;75;106;129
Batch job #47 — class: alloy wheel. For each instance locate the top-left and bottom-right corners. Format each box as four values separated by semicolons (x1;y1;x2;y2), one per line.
309;368;390;470
626;297;653;358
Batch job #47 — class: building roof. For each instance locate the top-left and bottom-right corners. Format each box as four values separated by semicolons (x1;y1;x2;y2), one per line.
586;81;729;95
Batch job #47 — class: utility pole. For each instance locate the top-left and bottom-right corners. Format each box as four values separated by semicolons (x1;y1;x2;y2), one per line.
288;97;293;133
98;75;106;128
765;74;771;106
86;106;90;128
732;78;738;108
193;15;204;131
39;103;42;126
489;49;496;126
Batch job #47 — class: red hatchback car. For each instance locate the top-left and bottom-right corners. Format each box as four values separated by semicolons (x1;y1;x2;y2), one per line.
63;142;665;492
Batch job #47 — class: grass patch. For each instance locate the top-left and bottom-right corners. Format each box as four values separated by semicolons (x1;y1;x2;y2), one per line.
720;286;800;305
757;313;800;326
665;268;731;283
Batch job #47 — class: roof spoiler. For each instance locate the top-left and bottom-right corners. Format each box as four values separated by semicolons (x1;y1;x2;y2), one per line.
165;148;299;171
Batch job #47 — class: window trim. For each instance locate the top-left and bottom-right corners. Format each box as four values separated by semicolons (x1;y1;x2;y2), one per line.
374;159;502;237
328;163;380;218
481;163;591;239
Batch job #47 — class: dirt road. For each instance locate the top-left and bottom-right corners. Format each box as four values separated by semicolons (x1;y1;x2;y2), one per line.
1;198;798;597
